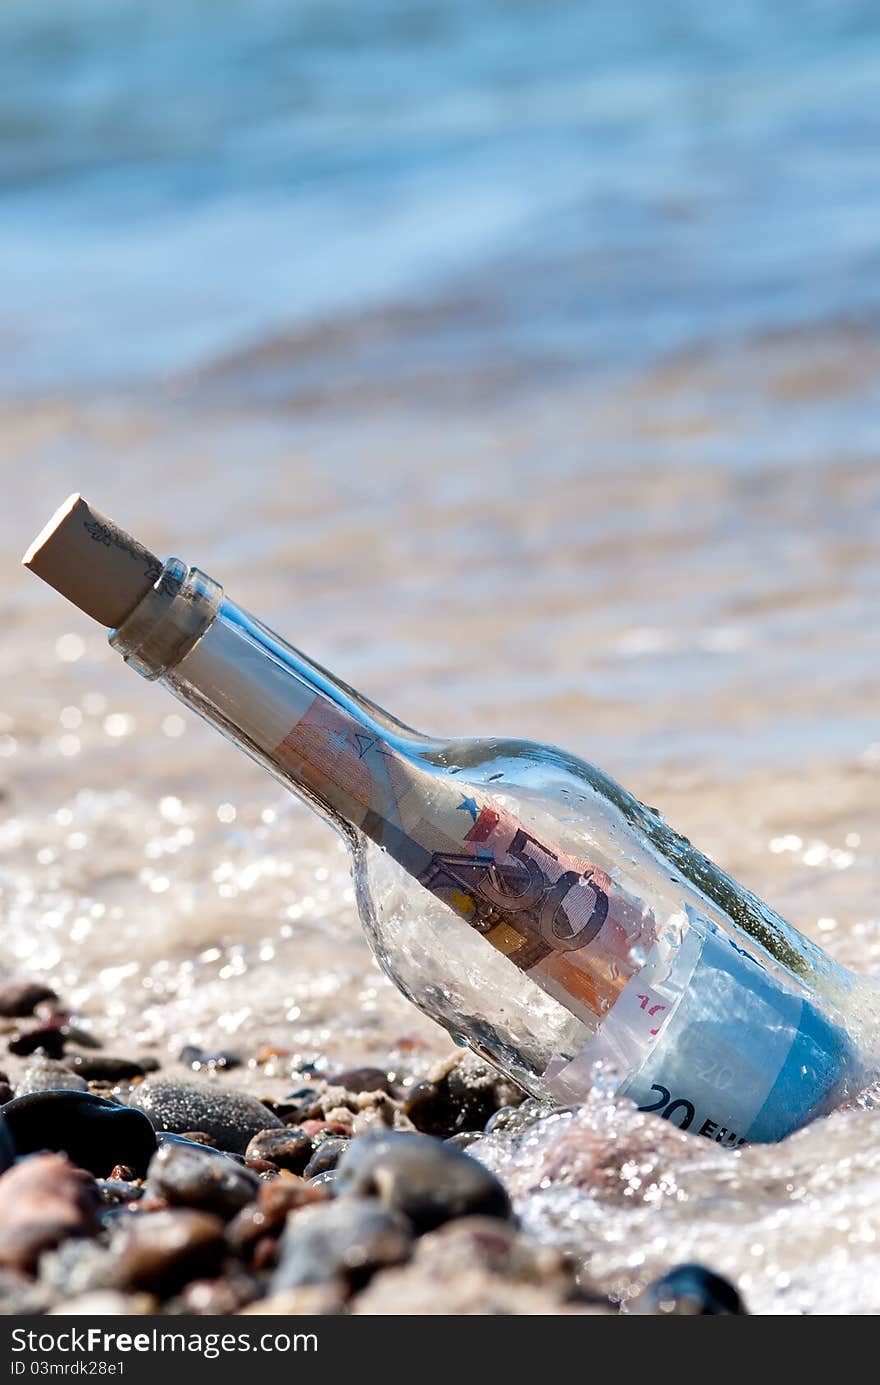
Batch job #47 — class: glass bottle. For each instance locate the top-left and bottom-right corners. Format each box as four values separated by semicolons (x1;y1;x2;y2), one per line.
104;559;877;1144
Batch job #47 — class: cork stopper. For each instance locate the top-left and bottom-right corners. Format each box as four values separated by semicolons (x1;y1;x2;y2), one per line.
22;494;163;629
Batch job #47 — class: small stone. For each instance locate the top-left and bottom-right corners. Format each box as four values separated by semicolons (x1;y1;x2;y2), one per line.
2;1090;157;1176
332;1067;392;1095
245;1127;313;1174
303;1138;348;1179
48;1291;154;1316
227;1176;326;1257
0;981;58;1019
631;1263;746;1315
272;1197;412;1293
97;1179;143;1206
16;1059;89;1096
67;1055;146;1082
335;1130;511;1233
403;1053;523;1137
179;1046;242;1072
111;1209;226;1295
146;1141;260;1219
129;1078;283;1154
409;1216;572;1292
0;1154;99;1273
9;1020;68;1059
156;1131;242;1161
0;1084;14;1106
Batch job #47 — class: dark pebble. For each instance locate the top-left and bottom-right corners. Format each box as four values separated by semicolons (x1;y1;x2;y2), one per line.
631;1264;746;1315
8;1020;67;1059
146;1141;260;1219
332;1067;392;1095
403;1055;521;1137
245;1127;313;1174
285;1086;319;1104
97;1178;143;1206
179;1046;242;1072
156;1132;241;1161
2;1091;157;1177
303;1138;348;1179
67;1055;146;1081
111;1209;226;1296
174;1273;256;1315
0;982;58;1019
0;1154;99;1273
0;1084;14;1107
272;1196;412;1293
335;1130;511;1233
128;1077;283;1154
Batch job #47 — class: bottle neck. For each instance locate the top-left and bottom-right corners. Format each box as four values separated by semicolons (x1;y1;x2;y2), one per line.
110;559;427;843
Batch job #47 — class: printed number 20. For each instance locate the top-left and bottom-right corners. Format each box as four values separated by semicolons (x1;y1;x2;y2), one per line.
637;1083;696;1130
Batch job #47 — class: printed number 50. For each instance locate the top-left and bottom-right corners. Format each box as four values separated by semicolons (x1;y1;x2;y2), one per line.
637;1083;696;1130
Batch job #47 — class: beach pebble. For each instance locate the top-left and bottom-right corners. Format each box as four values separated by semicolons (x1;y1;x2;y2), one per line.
111;1210;226;1295
630;1263;746;1315
129;1078;283;1154
335;1130;511;1233
97;1178;144;1206
2;1090;157;1176
403;1053;523;1137
272;1196;412;1293
245;1127;313;1174
8;1019;68;1059
178;1046;242;1072
0;981;58;1019
0;1154;99;1273
332;1067;392;1095
67;1055;146;1082
410;1216;572;1291
226;1176;325;1257
16;1059;89;1095
303;1137;348;1179
353;1264;598;1316
146;1141;260;1219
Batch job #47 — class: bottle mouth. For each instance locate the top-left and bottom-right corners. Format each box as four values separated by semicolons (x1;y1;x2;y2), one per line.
109;558;223;680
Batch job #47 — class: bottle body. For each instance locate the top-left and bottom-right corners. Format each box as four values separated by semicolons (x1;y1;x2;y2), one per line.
110;561;875;1144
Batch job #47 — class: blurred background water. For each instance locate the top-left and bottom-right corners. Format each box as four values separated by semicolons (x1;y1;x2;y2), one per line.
3;0;880;391
2;0;880;1313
